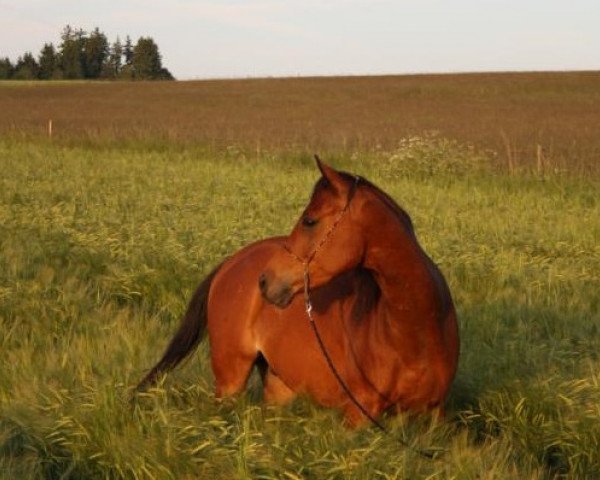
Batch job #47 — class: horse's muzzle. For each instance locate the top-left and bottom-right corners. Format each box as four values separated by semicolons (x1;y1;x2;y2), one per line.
259;271;294;308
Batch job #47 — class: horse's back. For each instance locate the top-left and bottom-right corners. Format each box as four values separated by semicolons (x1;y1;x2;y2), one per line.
207;237;285;358
208;236;286;316
209;236;285;308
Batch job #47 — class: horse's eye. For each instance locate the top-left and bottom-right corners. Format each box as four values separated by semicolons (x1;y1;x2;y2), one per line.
302;216;318;228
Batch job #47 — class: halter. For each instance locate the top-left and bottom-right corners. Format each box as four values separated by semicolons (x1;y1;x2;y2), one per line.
280;174;438;459
282;175;360;269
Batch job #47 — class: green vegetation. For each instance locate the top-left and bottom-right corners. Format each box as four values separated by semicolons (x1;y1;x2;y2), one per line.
1;136;598;478
0;26;173;81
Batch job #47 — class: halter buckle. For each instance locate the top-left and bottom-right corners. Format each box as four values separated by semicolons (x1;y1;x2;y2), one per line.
305;299;313;314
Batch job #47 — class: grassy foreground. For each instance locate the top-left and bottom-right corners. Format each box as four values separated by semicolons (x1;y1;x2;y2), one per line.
0;138;599;479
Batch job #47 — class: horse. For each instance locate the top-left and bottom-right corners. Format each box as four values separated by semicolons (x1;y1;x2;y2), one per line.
137;157;459;426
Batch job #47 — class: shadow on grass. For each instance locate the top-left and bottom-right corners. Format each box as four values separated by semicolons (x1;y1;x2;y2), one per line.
447;298;598;413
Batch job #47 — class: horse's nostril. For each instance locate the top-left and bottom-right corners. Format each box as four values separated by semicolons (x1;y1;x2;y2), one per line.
258;273;267;292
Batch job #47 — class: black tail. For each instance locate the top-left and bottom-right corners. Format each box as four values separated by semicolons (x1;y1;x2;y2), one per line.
136;264;222;390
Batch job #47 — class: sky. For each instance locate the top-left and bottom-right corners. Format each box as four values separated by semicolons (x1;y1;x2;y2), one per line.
1;0;599;80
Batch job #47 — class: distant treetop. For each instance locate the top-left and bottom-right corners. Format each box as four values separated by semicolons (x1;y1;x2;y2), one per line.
0;25;174;81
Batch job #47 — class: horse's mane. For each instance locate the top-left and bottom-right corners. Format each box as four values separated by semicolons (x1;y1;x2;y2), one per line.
339;172;416;237
314;171;415;234
313;172;424;322
339;171;452;319
311;171;418;324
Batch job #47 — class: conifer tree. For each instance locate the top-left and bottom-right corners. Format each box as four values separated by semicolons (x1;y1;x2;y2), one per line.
38;43;57;79
13;52;39;79
59;25;84;79
123;36;134;65
111;37;123;75
83;27;108;78
0;57;13;79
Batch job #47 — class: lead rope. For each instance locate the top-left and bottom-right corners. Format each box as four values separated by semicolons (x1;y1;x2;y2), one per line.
302;263;386;433
301;263;437;460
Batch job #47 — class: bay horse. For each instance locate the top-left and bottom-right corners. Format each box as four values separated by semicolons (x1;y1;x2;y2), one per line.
138;157;459;426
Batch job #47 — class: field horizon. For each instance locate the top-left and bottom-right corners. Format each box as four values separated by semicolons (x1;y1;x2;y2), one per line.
2;70;600;175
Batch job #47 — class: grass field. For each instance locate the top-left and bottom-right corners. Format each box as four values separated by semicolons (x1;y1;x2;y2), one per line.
1;75;599;478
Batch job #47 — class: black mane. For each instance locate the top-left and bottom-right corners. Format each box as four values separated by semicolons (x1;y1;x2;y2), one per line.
339;171;416;236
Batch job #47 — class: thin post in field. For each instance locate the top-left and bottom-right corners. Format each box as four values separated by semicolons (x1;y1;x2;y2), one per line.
500;129;514;175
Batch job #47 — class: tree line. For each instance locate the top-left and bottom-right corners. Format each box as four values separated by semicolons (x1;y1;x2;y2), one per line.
0;26;174;81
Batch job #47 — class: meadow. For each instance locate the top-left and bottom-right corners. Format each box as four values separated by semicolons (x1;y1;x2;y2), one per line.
1;75;599;479
1;71;600;174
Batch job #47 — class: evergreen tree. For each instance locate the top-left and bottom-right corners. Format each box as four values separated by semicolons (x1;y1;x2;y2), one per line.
83;27;108;78
38;43;57;80
59;25;84;79
132;37;173;80
102;37;122;78
112;37;123;75
0;57;14;79
123;36;134;65
13;52;39;79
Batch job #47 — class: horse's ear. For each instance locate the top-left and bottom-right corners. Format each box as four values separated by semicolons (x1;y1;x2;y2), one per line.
314;155;347;195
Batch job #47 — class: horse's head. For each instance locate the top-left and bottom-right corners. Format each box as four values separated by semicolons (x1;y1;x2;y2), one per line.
259;157;369;308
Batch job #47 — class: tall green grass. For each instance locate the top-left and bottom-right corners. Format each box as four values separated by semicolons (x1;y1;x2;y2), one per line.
1;138;598;478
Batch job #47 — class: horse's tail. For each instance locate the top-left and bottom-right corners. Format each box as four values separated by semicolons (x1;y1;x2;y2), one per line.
136;264;222;390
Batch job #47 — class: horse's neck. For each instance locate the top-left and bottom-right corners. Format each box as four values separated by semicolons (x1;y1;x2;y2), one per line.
363;218;435;328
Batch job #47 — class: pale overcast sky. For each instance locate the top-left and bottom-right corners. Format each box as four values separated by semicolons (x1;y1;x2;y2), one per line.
1;0;599;79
